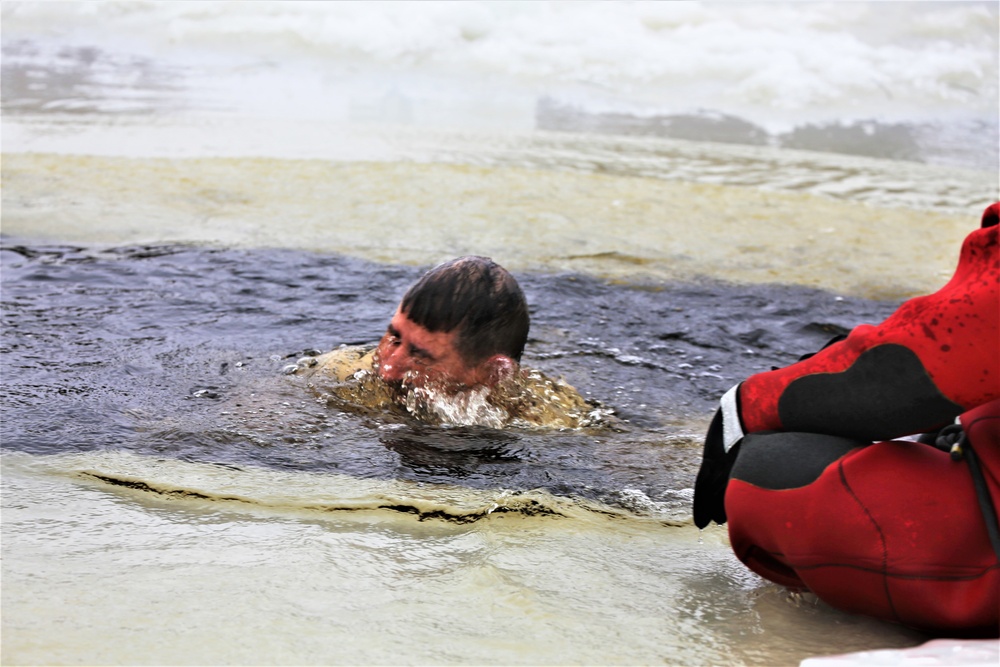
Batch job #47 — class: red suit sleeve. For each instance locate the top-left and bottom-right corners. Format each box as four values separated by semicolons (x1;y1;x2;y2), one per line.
738;203;999;442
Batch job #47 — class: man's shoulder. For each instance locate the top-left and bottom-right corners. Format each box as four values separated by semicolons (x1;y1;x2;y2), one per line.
511;368;612;429
297;345;376;382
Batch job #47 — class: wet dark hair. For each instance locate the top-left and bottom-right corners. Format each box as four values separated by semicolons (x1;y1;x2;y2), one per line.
399;256;530;364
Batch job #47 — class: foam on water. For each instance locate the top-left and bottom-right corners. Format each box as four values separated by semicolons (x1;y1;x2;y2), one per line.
4;1;995;124
3;1;997;168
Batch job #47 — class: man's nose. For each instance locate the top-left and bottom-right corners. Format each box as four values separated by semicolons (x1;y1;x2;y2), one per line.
377;345;407;382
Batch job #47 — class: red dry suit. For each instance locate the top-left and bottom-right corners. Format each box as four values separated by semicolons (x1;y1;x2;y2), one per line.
693;202;1000;636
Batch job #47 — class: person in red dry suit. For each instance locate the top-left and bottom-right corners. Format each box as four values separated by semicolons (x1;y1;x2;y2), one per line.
692;202;1000;637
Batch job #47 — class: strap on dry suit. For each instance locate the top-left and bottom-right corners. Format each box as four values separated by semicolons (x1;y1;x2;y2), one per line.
933;422;1000;561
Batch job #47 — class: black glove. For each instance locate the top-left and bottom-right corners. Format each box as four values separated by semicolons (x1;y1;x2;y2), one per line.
693;383;747;528
693;405;743;528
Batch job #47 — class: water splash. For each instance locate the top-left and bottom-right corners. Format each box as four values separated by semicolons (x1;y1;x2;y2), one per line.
296;346;614;429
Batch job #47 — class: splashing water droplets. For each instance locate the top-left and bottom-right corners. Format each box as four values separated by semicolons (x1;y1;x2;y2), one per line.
403;381;510;429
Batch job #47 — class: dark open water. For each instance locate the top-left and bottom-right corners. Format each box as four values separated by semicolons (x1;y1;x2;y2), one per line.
0;240;899;511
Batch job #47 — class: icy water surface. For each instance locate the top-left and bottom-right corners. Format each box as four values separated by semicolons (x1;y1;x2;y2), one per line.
0;124;987;667
1;242;902;500
1;239;924;665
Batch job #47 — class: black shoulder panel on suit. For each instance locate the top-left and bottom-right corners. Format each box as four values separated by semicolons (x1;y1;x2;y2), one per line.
778;344;964;442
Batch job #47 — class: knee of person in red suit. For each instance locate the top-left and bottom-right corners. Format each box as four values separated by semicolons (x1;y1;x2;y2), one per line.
723;434;1000;635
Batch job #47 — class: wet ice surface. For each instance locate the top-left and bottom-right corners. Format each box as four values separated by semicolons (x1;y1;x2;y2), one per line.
0;241;899;514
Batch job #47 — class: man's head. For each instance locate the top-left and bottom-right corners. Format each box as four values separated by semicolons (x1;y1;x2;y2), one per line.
375;256;529;390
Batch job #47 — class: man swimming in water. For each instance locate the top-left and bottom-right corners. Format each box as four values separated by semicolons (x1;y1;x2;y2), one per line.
374;255;528;393
292;256;605;428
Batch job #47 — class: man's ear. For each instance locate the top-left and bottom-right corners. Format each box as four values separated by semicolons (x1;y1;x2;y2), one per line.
482;355;518;386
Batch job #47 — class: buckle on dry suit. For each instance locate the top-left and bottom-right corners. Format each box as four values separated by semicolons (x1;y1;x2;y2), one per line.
934;422;967;461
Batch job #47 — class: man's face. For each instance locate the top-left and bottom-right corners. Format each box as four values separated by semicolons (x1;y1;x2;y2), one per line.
374;308;485;390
